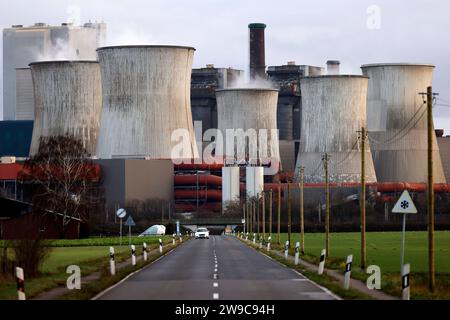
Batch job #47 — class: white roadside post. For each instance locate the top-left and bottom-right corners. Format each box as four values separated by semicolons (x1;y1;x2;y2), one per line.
143;242;148;261
344;254;353;290
294;242;300;265
284;240;289;260
159;238;163;253
318;249;326;275
16;267;25;300
109;246;116;275
179;234;183;243
131;245;136;266
172;233;176;245
267;236;271;251
402;264;410;300
259;239;263;249
253;233;256;244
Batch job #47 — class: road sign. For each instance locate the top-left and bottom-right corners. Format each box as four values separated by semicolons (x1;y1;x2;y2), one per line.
392;190;417;214
117;208;127;246
116;208;127;219
124;215;136;227
392;190;417;273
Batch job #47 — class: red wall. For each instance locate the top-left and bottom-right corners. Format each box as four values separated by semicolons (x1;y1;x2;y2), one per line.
0;213;84;239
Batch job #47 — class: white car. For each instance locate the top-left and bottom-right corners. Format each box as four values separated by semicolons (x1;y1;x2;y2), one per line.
195;228;210;239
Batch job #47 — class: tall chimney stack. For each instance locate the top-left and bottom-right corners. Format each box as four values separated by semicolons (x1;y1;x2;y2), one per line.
248;23;266;80
326;60;340;75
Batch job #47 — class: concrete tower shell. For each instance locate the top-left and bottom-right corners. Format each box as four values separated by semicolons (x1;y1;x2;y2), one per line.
361;63;446;183
29;61;102;156
96;45;198;160
246;166;264;198
216;88;280;166
295;75;377;183
222;166;240;210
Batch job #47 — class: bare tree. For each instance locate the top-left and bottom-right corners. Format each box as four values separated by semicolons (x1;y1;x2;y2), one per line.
19;135;102;238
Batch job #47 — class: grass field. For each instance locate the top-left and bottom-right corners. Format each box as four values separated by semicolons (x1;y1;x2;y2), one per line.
0;236;175;300
255;231;450;299
267;231;450;273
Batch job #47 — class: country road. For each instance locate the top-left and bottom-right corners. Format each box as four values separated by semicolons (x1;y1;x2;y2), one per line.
95;235;338;300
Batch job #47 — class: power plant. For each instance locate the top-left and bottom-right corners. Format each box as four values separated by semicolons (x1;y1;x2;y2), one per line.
361;63;446;183
29;60;102;155
95;45;198;160
2;21;450;235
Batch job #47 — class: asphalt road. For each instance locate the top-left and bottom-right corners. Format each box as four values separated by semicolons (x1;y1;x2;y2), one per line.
95;235;338;300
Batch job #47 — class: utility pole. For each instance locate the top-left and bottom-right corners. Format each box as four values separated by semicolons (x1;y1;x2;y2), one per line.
420;86;437;292
299;166;305;255
358;127;367;269
277;184;281;245
243;202;246;235
269;189;273;238
262;191;266;241
287;182;292;248
257;196;260;240
252;199;256;233
247;200;250;233
322;153;331;257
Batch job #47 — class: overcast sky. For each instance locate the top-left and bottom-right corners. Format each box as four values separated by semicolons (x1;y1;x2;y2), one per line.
1;0;449;132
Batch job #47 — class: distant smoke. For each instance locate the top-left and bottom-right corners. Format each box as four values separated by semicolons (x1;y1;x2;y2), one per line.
66;4;82;26
228;72;275;89
105;25;159;46
35;38;85;62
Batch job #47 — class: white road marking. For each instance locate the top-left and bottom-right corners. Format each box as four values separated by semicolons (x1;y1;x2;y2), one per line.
291;278;309;282
213;274;218;279
213;293;219;300
215;264;218;268
213;282;219;287
214;268;218;272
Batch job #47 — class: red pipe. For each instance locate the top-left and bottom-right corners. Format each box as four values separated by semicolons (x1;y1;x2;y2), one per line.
174;175;222;186
175;190;222;201
174;163;224;171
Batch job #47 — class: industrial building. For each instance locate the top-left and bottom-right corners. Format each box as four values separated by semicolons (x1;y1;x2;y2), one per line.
295;75;377;183
95;45;198;160
191;65;243;137
2;22;106;120
29;61;102;155
362;63;446;183
267;62;324;172
216;88;280;166
95;159;174;209
437;130;450;181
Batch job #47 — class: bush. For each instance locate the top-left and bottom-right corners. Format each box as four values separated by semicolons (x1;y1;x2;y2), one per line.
0;246;15;280
8;239;51;278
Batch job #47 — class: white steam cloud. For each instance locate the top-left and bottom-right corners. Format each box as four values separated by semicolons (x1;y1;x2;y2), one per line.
228;73;276;89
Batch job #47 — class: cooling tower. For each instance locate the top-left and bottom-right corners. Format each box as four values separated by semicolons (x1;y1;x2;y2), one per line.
216;88;279;167
222;166;240;210
246;166;264;198
361;63;446;183
295;75;377;183
96;45;198;160
29;61;102;155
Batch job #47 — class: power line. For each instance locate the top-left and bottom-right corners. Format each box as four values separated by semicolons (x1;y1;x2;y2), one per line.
368;102;426;146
